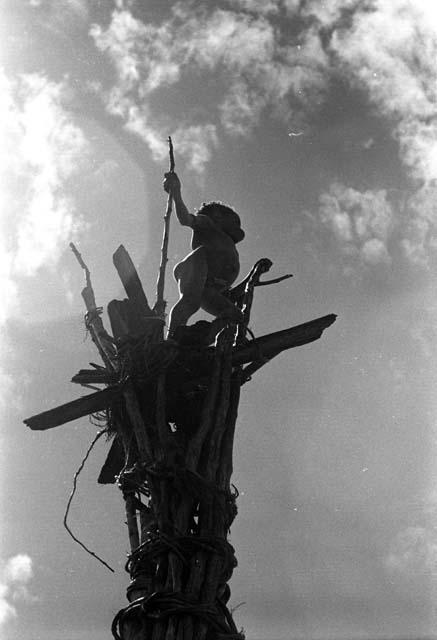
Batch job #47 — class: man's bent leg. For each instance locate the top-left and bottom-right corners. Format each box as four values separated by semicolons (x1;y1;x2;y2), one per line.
201;288;244;323
167;248;208;337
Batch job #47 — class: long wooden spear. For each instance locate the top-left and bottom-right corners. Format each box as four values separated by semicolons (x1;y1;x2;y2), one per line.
154;136;175;320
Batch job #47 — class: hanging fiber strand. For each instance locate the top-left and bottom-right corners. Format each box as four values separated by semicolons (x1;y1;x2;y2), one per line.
63;428;115;573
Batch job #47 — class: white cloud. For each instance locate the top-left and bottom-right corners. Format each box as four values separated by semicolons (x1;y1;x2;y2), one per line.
219;80;261;135
28;0;89;22
400;185;437;267
360;238;390;266
3;555;33;584
385;526;437;577
0;70;89;413
90;0;437;181
172;125;219;173
319;183;393;267
330;1;437;184
0;555;36;630
0;584;16;626
0;69;89;324
90;5;330;171
293;0;437;268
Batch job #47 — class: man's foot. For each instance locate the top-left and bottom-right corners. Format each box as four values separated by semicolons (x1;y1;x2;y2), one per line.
170;321;213;346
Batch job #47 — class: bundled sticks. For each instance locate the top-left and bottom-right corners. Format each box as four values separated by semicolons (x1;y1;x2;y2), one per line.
107;257;279;640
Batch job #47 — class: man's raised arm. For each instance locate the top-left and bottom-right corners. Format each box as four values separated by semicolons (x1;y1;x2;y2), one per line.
163;172;195;228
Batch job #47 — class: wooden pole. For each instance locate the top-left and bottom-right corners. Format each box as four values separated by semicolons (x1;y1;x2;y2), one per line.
154;137;175;321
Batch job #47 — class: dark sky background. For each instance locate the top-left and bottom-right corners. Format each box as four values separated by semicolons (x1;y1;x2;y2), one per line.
2;1;437;639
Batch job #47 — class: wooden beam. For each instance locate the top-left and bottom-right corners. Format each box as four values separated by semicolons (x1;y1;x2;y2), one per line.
113;245;153;315
107;299;130;338
26;315;336;430
71;369;113;385
232;314;337;367
178;314;337;394
97;436;125;484
24;386;122;431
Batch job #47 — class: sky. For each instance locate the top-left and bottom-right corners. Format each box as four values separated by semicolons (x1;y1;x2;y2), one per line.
1;0;437;638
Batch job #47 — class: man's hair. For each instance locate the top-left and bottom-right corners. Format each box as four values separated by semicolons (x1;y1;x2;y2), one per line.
196;201;240;219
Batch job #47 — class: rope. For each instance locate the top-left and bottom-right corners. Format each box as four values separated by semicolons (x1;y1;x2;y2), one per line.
111;591;245;640
126;534;236;576
112;526;242;639
63;428;115;573
118;459;238;506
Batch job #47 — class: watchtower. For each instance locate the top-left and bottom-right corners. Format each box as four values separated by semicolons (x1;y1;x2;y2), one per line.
25;146;336;640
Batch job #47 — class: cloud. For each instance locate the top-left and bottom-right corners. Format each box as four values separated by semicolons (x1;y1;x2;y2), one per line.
28;0;89;23
0;585;16;627
385;526;437;579
0;69;89;413
0;69;89;324
3;555;33;584
0;555;36;629
171;125;218;172
326;1;437;266
288;0;437;268
401;185;437;267
319;183;394;267
90;5;330;171
91;1;437;179
228;0;280;15
329;1;437;182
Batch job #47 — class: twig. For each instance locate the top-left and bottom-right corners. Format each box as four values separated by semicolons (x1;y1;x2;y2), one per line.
63;429;115;573
256;273;293;286
235;260;272;344
230;601;246;615
168;137;175;172
70;242;93;293
70;242;116;370
154;137;175;320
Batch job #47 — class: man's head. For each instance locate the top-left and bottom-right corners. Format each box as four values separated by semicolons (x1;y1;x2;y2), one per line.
198;201;245;243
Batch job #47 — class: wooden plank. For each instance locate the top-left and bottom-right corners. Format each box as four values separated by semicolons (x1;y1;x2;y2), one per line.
107;299;130;338
113;245;153;315
71;369;113;385
231;314;337;367
24;386;122;431
97;436;125;484
178;314;337;394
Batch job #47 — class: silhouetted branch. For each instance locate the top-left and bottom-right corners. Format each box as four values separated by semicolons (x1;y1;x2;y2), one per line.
232;314;337;367
70;243;116;370
112;245;153;316
24;386;122;431
154;136;175;320
256;273;293;286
